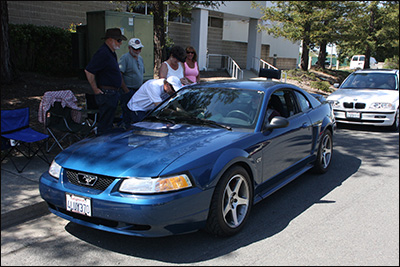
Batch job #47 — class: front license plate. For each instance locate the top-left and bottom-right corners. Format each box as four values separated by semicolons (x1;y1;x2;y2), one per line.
346;111;360;118
66;193;92;217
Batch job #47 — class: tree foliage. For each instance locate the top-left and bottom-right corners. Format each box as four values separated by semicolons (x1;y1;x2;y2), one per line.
253;1;399;70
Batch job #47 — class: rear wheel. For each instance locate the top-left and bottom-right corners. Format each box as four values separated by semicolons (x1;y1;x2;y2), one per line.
312;130;333;174
205;166;253;237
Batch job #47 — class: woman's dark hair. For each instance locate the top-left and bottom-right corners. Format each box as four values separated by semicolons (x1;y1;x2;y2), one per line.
169;46;186;63
185;46;197;62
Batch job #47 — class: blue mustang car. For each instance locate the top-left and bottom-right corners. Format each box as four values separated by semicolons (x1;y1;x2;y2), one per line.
39;80;335;237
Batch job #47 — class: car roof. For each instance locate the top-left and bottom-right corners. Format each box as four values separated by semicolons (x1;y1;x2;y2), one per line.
188;80;296;92
353;69;398;75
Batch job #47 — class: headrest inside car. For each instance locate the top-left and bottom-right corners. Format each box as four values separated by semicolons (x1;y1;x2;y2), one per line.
259;68;281;79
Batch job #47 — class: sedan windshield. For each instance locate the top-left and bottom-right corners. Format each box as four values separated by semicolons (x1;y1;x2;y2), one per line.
341;73;398;90
146;87;265;131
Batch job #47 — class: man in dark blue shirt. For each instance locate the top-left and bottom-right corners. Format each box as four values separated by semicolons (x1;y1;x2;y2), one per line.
85;28;128;135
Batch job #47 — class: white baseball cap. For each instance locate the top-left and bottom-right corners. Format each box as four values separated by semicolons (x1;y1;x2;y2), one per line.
129;38;144;49
166;76;183;91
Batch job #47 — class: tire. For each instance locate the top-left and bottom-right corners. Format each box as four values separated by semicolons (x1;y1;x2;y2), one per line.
205;166;253;237
389;109;399;132
312;130;333;174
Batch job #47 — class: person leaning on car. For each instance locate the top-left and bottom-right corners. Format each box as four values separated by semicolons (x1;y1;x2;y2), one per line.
126;76;183;124
84;28;128;136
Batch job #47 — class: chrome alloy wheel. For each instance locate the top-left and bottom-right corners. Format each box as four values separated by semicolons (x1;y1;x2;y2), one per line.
222;174;250;228
320;133;332;169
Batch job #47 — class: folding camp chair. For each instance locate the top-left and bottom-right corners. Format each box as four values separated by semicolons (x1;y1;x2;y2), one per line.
45;101;93;152
84;93;99;128
1;107;50;173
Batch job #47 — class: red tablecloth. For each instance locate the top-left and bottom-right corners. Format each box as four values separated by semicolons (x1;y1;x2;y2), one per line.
38;90;82;124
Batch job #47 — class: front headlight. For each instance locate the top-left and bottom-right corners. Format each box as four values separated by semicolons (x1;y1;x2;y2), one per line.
369;102;394;110
49;160;62;179
119;174;192;194
327;100;340;108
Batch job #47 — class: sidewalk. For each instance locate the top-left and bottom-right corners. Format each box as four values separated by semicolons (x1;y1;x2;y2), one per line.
1;149;58;229
1;71;261;230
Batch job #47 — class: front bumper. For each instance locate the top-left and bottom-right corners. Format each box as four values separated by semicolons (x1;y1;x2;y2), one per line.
333;109;396;126
39;171;213;237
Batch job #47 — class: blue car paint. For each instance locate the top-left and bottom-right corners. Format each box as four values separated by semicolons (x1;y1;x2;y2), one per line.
39;81;335;237
40;171;214;237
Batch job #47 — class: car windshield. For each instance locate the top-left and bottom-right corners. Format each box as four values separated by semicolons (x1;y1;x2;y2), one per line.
341;73;398;90
145;87;265;131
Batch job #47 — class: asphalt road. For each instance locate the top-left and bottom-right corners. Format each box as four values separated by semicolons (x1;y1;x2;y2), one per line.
1;124;399;266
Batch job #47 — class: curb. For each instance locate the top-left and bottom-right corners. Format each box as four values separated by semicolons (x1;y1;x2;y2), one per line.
1;201;50;230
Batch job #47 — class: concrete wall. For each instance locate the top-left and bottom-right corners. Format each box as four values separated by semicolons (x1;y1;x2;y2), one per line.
7;1;124;28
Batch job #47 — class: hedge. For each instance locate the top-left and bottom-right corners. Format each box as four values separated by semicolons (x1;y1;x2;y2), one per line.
9;24;74;76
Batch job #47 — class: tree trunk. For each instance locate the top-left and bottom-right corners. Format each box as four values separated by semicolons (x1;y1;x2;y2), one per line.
316;40;327;69
300;23;311;71
153;1;165;78
1;1;16;84
300;39;310;71
364;4;376;69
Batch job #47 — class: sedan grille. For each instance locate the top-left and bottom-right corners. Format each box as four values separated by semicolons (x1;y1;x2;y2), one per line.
343;102;366;109
65;169;116;191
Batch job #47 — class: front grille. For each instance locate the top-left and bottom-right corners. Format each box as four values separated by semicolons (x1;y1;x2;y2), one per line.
65;169;116;191
343;102;366;109
344;102;353;108
355;103;366;109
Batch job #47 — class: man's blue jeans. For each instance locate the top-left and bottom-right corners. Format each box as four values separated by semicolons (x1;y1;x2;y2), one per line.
95;90;120;135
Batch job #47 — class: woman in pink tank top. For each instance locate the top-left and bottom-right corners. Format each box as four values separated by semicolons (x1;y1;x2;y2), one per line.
184;46;200;84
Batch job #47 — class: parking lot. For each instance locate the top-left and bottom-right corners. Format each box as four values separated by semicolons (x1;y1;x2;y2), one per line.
1;124;398;266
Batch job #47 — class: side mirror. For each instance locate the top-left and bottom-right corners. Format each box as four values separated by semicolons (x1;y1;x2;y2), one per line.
264;116;289;131
333;83;340;88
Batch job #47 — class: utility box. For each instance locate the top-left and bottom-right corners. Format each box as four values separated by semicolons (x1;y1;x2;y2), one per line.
86;10;154;80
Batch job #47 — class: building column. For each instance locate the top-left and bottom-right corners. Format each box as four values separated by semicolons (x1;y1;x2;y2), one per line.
246;18;262;70
191;8;209;71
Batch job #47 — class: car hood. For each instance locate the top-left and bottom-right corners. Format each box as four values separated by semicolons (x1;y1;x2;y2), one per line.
327;89;399;103
55;122;237;177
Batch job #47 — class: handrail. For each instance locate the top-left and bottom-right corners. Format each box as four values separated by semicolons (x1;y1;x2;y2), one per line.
260;58;278;70
206;54;244;80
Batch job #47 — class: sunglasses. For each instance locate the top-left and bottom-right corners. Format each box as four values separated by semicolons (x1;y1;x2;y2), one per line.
115;39;122;43
186;51;195;54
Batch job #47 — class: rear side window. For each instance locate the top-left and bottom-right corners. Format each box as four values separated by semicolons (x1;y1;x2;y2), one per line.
294;91;311;112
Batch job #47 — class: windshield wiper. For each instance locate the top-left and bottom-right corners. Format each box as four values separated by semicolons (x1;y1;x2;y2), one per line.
176;117;232;131
145;115;176;125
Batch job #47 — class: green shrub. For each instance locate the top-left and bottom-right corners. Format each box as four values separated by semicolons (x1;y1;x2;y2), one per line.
9;24;74;76
384;56;399;69
310;81;331;92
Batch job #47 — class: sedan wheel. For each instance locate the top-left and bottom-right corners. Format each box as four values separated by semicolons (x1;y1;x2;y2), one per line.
389;109;399;132
312;130;333;174
205;166;253;236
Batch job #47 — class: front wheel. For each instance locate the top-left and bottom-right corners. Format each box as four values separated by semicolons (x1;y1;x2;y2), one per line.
389;109;399;132
312;130;333;174
205;166;253;237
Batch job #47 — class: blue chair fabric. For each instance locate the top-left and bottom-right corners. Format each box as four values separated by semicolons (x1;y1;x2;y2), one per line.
1;107;50;173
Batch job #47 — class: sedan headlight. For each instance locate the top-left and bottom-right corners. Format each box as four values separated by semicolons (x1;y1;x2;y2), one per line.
327;100;340;108
49;160;62;179
369;102;394;110
119;174;192;194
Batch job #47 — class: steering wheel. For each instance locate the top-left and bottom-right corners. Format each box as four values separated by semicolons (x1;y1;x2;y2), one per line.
226;110;252;123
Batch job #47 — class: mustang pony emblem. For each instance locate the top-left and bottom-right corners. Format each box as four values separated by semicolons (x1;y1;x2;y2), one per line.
77;173;98;186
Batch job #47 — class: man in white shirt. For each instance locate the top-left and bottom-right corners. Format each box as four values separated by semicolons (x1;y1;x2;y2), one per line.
127;76;183;124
